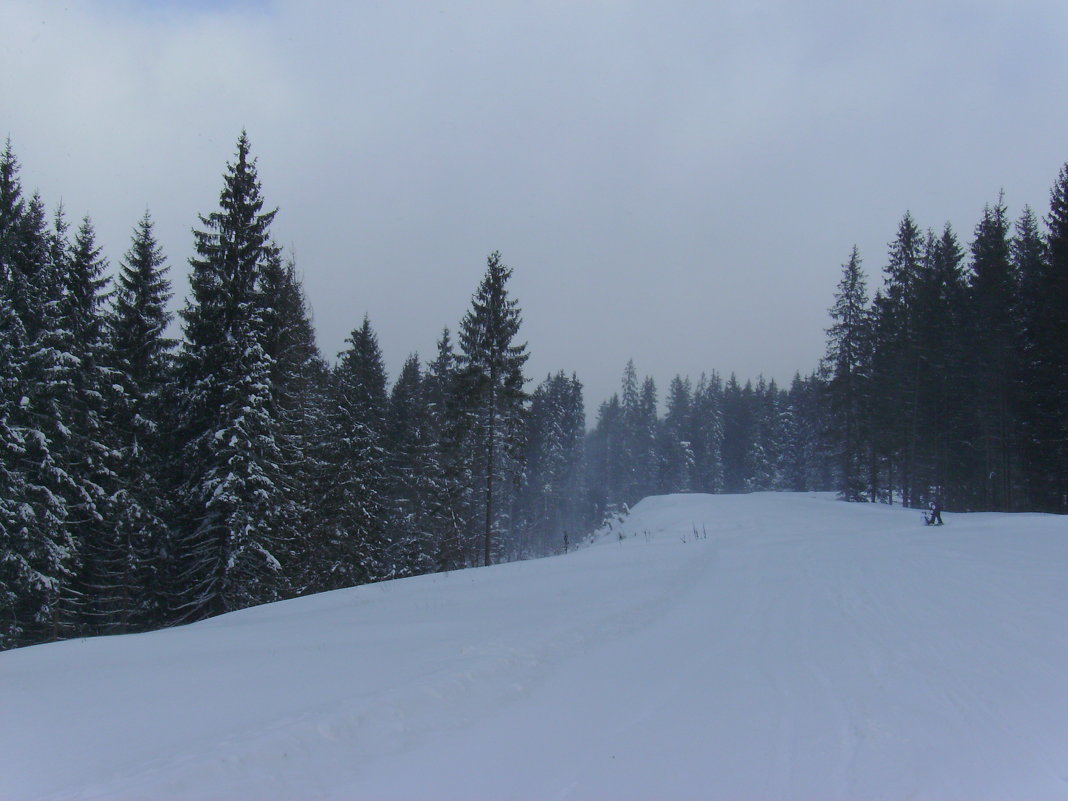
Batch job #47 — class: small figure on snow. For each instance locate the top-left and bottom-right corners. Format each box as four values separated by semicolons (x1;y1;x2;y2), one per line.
926;499;943;526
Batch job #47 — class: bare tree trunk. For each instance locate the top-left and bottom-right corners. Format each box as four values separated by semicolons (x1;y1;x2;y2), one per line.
484;432;494;567
484;383;496;567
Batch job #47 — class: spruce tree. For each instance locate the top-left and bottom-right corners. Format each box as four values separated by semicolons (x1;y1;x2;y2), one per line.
616;360;645;504
0;140;23;282
721;375;753;493
1011;206;1050;509
0;297;25;645
586;393;625;523
0;145;31;645
385;354;439;576
517;372;586;555
559;373;588;537
968;197;1018;510
781;373;815;491
105;211;176;630
1031;165;1068;510
690;373;724;494
747;378;784;492
176;132;288;619
916;224;971;507
10;201;81;641
876;212;926;506
8;195;51;339
660;376;694;494
456;252;528;566
825;246;872;500
636;376;660;499
423;328;471;570
866;289;898;502
63;217;116;633
256;253;329;592
315;316;391;589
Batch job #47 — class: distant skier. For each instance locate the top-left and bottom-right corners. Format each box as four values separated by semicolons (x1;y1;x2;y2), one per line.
926;499;943;526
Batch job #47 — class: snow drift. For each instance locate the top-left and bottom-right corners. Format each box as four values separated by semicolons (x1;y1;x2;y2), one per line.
3;492;1068;800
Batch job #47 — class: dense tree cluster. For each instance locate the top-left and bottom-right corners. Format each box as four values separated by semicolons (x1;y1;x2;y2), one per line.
0;135;552;649
2;132;1065;650
824;173;1068;513
585;362;831;519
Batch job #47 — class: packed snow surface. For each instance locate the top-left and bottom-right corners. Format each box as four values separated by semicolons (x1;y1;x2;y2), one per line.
4;493;1068;800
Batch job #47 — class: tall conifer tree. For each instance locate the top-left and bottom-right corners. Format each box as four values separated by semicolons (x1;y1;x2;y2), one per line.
517;372;586;555
1033;165;1068;510
689;373;724;494
8;201;82;640
177;132;287;619
256;253;328;591
875;213;926;506
0;144;32;645
618;360;641;503
661;376;694;494
586;393;625;522
386;354;439;576
825;246;872;500
422;327;470;570
105;211;176;629
968;197;1017;510
63;217;116;632
315;316;391;588
1011;206;1050;509
721;375;753;492
636;376;660;499
457;252;528;566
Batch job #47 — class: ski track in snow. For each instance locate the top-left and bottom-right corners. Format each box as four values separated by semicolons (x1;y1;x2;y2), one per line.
3;493;1068;800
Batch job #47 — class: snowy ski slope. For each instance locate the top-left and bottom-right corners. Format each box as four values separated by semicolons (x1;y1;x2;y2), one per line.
3;492;1068;799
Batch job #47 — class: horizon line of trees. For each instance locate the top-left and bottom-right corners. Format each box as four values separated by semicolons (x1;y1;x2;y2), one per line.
2;132;1066;651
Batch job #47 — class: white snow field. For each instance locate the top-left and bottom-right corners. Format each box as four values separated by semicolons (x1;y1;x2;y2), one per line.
4;493;1068;800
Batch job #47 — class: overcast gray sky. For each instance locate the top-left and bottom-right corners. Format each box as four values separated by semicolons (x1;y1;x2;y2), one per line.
3;0;1067;413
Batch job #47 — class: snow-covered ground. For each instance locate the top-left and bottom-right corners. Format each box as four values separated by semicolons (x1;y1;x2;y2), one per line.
4;493;1068;800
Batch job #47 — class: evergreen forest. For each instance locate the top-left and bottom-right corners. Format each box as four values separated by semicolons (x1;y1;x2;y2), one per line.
2;133;1066;650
